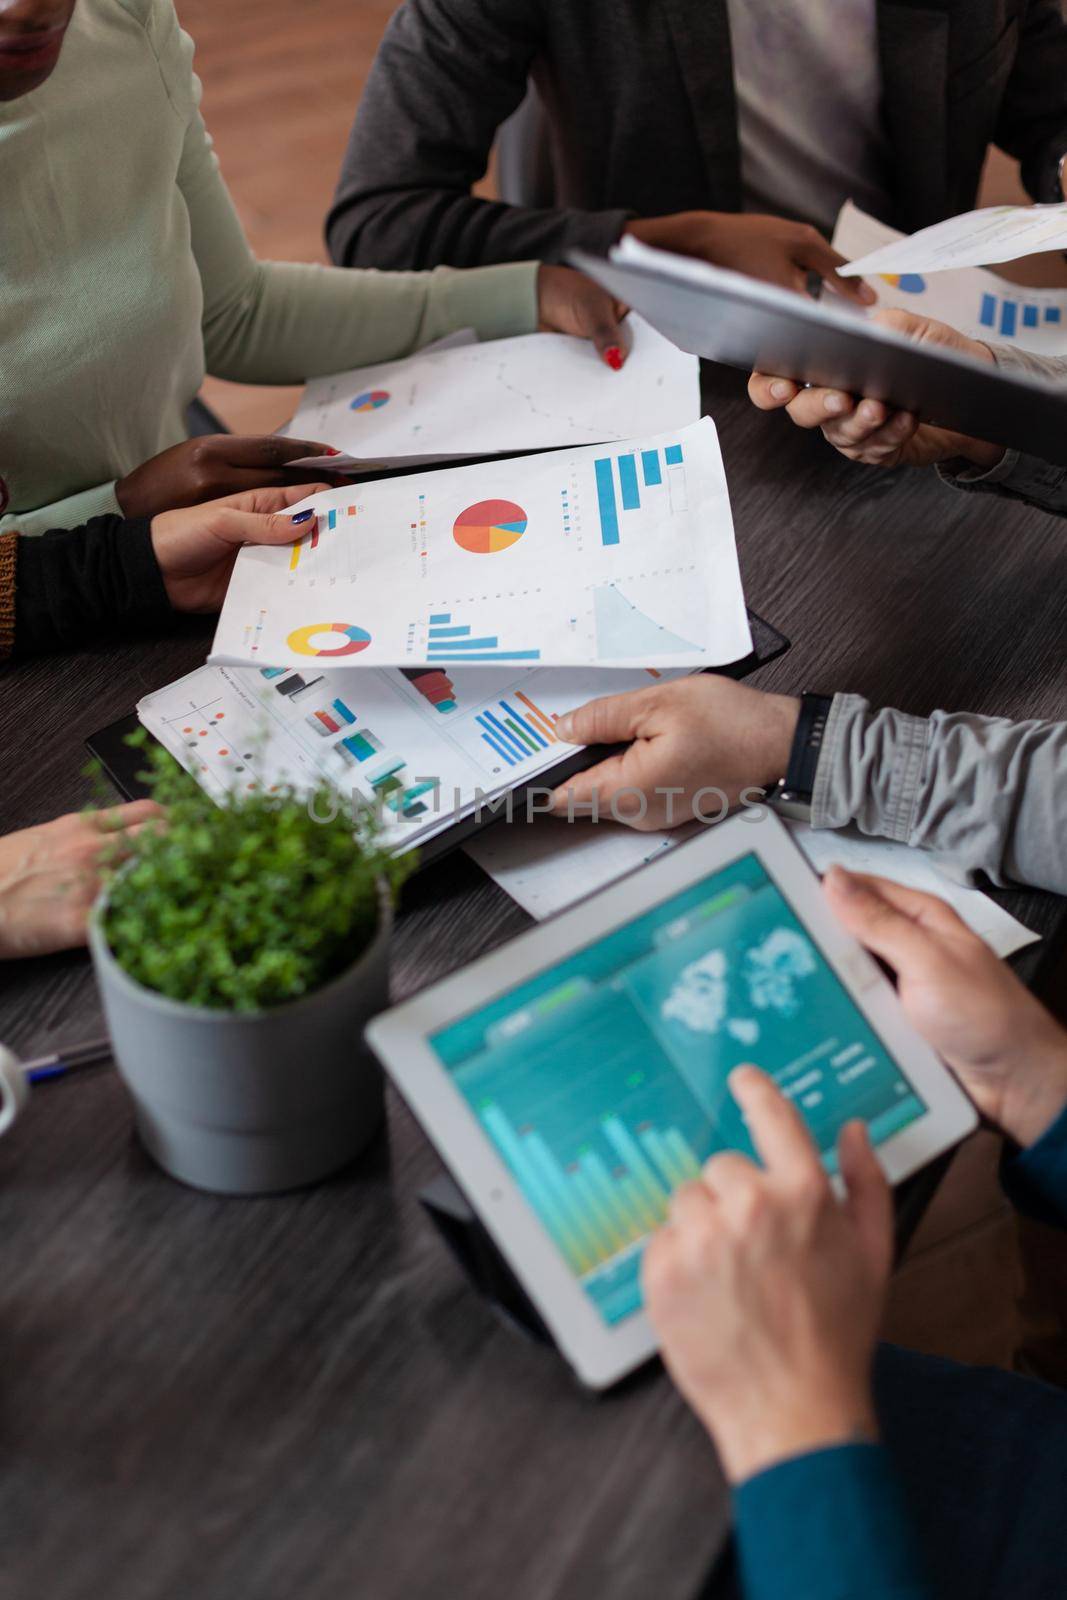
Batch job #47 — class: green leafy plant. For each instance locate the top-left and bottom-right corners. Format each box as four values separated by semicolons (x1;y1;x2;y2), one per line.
98;735;411;1012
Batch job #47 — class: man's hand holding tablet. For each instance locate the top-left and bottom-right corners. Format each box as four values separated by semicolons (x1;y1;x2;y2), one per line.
748;309;1006;473
645;869;1067;1474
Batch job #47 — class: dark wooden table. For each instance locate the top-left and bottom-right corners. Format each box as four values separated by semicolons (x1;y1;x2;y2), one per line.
2;366;1066;1600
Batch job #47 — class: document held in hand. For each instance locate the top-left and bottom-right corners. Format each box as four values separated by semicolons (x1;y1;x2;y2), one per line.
209;418;752;672
840;201;1067;278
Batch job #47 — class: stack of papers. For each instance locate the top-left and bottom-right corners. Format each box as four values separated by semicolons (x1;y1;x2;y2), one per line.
834;201;1067;354
140;326;726;855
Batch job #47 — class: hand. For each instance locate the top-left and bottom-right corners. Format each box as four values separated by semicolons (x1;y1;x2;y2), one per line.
825;869;1067;1148
549;676;800;830
644;1066;891;1482
626;211;876;307
150;484;329;612
117;435;347;520
749;308;1005;471
537;264;630;369
0;805;162;959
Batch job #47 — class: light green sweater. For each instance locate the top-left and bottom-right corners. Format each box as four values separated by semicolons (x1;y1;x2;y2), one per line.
0;0;540;534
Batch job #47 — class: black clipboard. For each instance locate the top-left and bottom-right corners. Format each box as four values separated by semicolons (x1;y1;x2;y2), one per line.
85;608;789;868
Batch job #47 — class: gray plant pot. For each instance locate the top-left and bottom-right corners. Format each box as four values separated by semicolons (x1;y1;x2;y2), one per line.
88;886;392;1196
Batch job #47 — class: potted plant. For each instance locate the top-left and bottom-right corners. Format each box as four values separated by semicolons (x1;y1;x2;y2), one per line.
88;739;409;1196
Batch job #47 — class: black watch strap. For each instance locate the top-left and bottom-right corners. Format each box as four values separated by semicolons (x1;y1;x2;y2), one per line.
781;692;834;803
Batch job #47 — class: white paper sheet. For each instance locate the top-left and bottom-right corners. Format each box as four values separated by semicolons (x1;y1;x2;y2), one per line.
840;200;1067;278
465;813;1038;959
831;202;1067;354
286;315;699;459
136;661;689;853
208;417;752;672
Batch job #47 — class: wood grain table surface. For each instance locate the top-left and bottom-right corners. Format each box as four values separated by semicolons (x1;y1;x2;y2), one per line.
1;363;1065;1600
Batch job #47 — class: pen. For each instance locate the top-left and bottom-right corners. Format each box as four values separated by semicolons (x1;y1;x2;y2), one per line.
21;1039;113;1085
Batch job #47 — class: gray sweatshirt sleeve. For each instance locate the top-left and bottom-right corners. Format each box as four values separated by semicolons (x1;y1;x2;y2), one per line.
812;693;1067;893
938;343;1067;515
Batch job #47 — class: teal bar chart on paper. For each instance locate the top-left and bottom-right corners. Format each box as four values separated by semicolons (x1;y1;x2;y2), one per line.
211;418;752;672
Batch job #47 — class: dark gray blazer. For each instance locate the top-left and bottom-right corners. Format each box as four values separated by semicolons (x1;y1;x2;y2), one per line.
327;0;1067;270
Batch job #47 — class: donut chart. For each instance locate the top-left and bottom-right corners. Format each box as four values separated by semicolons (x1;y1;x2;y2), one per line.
287;622;372;658
350;389;390;412
453;498;528;554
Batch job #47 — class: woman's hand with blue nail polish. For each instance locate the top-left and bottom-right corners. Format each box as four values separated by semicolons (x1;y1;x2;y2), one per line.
149;484;329;613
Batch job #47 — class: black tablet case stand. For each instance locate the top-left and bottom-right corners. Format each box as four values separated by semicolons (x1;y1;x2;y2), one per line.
419;1172;553;1345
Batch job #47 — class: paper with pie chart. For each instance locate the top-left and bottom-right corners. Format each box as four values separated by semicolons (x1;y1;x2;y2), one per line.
286;314;699;460
831;203;1067;354
209;417;752;671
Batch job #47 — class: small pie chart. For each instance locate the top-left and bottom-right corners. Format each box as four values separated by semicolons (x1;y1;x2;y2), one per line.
287;622;372;658
453;498;528;555
879;273;926;294
350;389;390;412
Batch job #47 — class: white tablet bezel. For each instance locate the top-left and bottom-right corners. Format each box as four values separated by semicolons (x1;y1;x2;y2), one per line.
366;811;977;1389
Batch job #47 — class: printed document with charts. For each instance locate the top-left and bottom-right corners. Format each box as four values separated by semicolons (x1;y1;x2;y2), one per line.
208;418;752;672
136;660;692;853
287;314;699;463
832;202;1067;354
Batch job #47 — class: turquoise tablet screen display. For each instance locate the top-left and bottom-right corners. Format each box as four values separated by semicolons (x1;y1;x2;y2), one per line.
430;852;924;1327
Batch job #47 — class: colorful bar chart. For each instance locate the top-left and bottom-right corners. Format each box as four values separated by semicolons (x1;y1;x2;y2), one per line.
593;444;683;544
476;689;561;767
979;292;1062;337
402;667;458;714
288;506;358;571
336;728;383;765
423;611;540;664
480;1103;703;1276
306;696;357;738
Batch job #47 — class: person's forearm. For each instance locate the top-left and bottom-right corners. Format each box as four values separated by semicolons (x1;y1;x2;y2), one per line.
938;342;1067;516
202;254;542;384
994;0;1067;200
0;480;123;538
734;1443;933;1600
812;695;1067;893
327;184;631;272
4;518;171;660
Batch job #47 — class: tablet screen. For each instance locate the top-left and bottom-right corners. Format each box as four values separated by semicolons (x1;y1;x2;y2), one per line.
429;852;925;1327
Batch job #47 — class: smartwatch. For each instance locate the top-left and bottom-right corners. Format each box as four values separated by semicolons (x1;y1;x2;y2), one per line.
765;692;833;823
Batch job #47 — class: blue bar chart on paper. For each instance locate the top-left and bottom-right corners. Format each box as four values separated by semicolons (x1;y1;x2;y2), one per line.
979;291;1062;339
423;611;541;665
475;689;562;768
593;442;687;545
213;417;752;670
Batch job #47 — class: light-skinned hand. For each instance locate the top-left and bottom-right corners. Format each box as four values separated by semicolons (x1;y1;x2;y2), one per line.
824;868;1067;1147
748;308;1005;470
549;676;800;829
626;211;876;306
150;483;330;612
644;1065;891;1483
0;805;163;959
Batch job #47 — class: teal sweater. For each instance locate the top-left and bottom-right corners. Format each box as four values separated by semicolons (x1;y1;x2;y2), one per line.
0;0;539;535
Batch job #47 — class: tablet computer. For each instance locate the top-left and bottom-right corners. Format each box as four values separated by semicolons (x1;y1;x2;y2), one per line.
367;811;977;1388
570;238;1067;467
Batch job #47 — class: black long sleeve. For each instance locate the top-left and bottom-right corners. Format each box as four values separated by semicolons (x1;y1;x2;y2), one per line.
326;0;633;270
2;517;172;661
